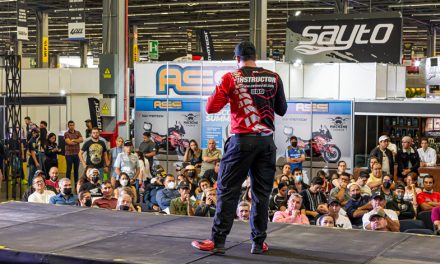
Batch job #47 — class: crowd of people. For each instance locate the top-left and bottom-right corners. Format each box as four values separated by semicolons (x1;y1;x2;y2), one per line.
3;117;439;234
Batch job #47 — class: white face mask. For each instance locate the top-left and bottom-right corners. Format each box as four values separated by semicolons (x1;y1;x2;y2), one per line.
167;181;176;189
120;179;129;187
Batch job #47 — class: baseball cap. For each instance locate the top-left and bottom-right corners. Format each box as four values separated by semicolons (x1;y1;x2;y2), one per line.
369;210;386;221
395;184;405;191
372;190;385;200
359;171;369;179
124;140;133;146
327;198;341;206
34;170;45;177
143;132;151;137
277;182;287;190
177;181;190;190
378;135;389;142
234;41;256;57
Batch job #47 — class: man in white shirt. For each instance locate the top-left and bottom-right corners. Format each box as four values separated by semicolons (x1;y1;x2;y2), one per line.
28;175;56;204
362;191;400;232
328;198;352;229
418;138;437;167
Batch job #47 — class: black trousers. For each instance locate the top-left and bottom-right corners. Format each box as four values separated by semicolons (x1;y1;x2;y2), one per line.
211;134;276;246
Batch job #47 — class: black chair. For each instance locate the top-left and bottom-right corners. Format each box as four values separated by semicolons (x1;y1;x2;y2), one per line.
399;219;425;232
417;211;434;231
404;229;433;235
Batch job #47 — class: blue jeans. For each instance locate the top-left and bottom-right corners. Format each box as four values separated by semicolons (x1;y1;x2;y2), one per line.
65;155;80;183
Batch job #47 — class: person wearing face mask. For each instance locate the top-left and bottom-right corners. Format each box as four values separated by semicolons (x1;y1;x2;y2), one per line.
143;177;164;211
77;191;92;207
286;136;305;172
79;168;103;198
344;183;372;227
156;174;180;211
117;194;136;212
45;167;60;194
114;140;140;193
92;181;118;209
183;165;199;197
114;172;137;202
381;174;395;203
385;184;415;220
49;178;77;205
292;168;309;193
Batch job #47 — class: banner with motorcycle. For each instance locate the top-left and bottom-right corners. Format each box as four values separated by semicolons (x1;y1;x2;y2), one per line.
274;100;353;171
134;98;201;161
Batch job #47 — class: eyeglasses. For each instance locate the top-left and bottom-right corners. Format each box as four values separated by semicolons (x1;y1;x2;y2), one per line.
33;180;44;185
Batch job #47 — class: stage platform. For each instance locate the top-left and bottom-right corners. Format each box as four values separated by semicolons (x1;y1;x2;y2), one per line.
0;201;438;264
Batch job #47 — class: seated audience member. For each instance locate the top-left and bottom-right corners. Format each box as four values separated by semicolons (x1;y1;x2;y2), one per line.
202;160;220;186
274;163;292;188
357;171;372;197
367;163;383;192
114;172;137;202
404;172;422;207
77;191;92;207
28;175;56;204
195;187;216;217
300;177;328;222
272;174;291;195
328;198;352;229
386;184;415;220
195;178;211;202
182;165;199;197
241;186;252;204
272;193;310;225
331;160;348;188
417;137;437;167
292;168;309;193
200;139;222;177
316;214;336;228
431;206;440;231
49;178;77;205
316;170;332;194
362;191;400;232
369;136;394;176
45;167;60;193
170;181;195;216
183;139;203;167
120;186;142;212
117;194;136;212
79;168;102;198
143;177;164;211
92;181;118;209
344;183;372;227
417;175;440;212
156;174;180;211
22;170;57;202
237;201;250;221
329;172;351;206
269;182;288;220
367;156;379;174
396;136;420;180
368;210;393;232
381;174;395;203
76;165;94;193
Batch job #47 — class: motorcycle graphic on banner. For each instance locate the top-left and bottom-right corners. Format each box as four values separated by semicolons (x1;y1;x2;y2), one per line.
134;98;201;161
274;100;352;169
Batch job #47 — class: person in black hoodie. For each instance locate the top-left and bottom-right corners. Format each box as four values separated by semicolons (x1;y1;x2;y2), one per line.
396;136;420;180
369;135;394;176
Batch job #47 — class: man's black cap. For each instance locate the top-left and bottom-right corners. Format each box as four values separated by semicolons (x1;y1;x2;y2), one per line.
234;41;256;57
372;190;385;200
177;181;190;190
143;132;151;137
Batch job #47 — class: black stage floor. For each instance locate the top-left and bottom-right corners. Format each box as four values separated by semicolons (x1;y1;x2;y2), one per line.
0;202;439;264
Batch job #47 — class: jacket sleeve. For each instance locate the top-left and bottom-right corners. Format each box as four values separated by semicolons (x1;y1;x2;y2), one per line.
411;149;420;172
206;73;231;114
195;204;208;217
156;190;169;210
274;74;287;117
396;151;404;176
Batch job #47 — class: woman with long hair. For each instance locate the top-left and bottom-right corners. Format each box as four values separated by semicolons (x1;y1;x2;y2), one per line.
44;133;61;175
183;139;203;167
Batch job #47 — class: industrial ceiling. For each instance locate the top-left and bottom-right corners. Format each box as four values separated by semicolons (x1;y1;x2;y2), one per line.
0;0;439;59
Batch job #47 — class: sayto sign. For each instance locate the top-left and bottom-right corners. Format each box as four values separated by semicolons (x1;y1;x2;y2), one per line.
286;13;402;63
68;22;85;39
42;36;49;63
156;64;233;95
16;0;28;41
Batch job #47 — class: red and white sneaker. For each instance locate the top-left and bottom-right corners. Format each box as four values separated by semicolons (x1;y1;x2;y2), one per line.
191;240;225;255
251;242;269;254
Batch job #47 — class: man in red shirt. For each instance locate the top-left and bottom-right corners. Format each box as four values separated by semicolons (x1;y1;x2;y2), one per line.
92;181;117;209
192;41;287;255
417;175;440;211
45;166;60;193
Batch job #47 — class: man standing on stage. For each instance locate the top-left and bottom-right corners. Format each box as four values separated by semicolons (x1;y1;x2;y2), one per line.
192;41;287;255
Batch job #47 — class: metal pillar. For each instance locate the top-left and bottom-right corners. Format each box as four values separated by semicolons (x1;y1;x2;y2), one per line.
427;26;436;57
1;55;22;200
433;28;437;56
102;0;128;138
250;0;267;60
15;41;22;57
343;0;349;14
128;25;138;68
36;10;49;68
80;41;88;68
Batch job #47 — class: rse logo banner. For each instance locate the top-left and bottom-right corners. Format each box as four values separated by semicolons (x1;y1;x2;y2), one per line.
153;100;182;110
156;65;233;95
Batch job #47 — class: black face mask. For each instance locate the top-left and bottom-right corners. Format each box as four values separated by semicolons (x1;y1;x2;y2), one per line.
85;199;92;207
120;205;130;211
383;181;391;189
291;142;297;147
92;176;100;183
187;171;195;178
63;188;72;195
351;193;361;200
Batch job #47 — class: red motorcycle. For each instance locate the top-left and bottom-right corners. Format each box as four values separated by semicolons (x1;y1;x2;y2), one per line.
143;121;190;156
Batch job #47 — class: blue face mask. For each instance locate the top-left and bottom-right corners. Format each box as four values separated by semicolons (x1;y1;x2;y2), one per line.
295;176;303;183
